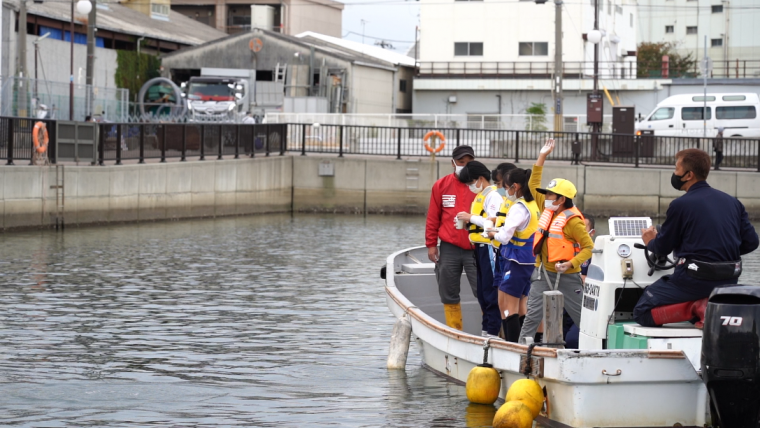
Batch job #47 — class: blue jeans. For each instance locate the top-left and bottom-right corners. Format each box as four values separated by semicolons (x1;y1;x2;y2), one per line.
474;244;501;335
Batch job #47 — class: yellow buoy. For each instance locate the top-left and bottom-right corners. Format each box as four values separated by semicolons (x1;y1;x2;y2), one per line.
465;363;501;405
505;378;544;418
493;401;535;428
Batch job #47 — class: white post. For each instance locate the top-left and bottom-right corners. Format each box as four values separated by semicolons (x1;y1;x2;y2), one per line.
387;315;412;369
703;35;708;138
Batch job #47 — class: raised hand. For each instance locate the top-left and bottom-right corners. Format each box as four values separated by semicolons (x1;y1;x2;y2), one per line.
540;138;555;155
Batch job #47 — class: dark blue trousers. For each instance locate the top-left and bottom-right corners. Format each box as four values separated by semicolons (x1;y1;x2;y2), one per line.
474;244;501;335
633;270;736;327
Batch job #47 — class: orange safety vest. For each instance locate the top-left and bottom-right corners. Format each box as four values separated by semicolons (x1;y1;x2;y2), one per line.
532;206;584;262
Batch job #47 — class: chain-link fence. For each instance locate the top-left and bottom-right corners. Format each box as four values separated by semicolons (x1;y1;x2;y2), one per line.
0;77;128;122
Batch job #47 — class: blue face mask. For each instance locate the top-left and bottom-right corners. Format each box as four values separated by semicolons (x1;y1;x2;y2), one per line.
497;188;507;197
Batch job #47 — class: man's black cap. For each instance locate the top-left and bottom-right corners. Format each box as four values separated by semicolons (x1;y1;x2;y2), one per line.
452;145;475;160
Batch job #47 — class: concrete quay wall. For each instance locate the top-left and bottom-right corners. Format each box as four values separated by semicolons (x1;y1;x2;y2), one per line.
0;157;292;230
4;155;760;231
291;156;760;219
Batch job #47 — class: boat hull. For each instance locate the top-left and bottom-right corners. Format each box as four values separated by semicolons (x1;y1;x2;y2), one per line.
385;246;710;428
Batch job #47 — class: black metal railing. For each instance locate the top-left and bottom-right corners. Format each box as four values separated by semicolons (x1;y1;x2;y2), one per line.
96;123;287;165
2;117;758;171
1;117;58;164
285;124;760;170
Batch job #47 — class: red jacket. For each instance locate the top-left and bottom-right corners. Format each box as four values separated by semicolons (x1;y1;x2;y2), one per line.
426;173;476;250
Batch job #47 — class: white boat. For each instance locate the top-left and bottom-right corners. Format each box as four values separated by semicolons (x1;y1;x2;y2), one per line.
383;217;760;428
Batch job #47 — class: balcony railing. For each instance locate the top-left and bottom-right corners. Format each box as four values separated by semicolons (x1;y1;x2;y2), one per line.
417;60;760;79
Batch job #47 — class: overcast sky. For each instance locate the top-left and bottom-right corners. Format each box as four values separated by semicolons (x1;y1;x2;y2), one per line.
340;0;420;55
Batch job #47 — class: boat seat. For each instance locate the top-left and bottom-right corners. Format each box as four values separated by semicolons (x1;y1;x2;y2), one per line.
401;263;436;274
623;322;703;338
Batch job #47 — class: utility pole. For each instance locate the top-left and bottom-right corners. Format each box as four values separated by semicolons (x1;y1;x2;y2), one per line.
553;0;563;133
591;0;600;160
69;0;75;120
18;0;27;116
86;0;96;117
361;19;367;44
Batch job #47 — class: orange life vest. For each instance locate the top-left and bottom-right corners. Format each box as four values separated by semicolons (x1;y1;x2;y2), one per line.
532;206;584;262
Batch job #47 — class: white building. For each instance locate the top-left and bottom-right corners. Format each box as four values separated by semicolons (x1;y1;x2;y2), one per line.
413;0;652;126
638;0;760;78
419;0;637;77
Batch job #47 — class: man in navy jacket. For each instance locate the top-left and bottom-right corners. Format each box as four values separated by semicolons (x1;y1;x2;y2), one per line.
634;149;759;327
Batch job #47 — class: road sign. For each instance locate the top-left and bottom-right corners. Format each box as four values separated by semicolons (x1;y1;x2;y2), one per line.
250;38;263;53
700;57;713;74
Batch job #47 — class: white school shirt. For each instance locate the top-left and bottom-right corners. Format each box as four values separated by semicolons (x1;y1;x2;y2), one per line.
467;189;504;228
493;201;531;245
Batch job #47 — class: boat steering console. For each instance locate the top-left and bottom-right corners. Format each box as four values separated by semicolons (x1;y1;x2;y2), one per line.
633;225;676;276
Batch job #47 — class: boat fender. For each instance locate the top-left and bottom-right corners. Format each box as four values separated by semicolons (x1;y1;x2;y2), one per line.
493;401;534;428
505;379;544;418
466;339;501;405
386;315;412;370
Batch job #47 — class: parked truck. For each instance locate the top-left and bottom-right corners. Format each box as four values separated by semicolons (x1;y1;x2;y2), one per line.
182;68;284;122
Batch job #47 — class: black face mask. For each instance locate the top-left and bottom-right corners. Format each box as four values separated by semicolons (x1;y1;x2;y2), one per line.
670;171;691;191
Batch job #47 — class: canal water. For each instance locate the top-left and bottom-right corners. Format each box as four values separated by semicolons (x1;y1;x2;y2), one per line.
1;214;759;427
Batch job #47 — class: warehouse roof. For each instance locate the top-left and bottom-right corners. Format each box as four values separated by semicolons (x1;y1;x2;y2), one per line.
3;0;226;46
296;31;416;67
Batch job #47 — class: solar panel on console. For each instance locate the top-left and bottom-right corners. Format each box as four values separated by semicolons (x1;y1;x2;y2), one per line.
608;217;652;237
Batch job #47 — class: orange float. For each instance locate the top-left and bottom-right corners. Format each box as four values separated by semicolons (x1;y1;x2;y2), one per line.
33;121;49;154
423;130;446;153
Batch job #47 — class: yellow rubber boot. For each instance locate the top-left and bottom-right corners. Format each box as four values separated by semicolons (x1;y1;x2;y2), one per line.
443;303;463;330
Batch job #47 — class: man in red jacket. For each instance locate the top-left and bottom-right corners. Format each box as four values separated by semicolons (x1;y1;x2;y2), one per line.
426;145;478;331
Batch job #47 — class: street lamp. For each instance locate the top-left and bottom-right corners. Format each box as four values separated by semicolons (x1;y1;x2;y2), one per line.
70;0;92;120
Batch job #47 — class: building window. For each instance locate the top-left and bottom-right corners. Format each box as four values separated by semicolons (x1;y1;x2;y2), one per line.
711;38;723;47
615;5;623;14
399;80;407;93
630;13;633;27
665;25;674;33
151;2;170;19
454;42;483;56
607;0;611;14
686;26;698;35
518;42;549;56
711;4;723;12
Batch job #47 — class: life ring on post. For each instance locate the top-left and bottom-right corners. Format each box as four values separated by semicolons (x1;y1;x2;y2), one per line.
423;130;446;153
33;122;49;154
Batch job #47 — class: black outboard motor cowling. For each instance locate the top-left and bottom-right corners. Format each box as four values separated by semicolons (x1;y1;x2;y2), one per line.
701;285;760;428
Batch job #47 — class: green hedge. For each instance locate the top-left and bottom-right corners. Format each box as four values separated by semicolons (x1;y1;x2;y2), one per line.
115;50;161;102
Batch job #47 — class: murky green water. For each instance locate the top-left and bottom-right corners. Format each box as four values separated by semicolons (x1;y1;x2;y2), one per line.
0;214;758;427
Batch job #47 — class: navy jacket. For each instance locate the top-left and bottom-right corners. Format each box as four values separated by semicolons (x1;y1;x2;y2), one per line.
648;181;759;283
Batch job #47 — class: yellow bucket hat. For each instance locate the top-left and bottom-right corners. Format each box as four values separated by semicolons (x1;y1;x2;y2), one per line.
536;178;577;199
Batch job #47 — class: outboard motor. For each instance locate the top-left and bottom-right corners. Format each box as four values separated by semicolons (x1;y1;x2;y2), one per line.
701;285;760;428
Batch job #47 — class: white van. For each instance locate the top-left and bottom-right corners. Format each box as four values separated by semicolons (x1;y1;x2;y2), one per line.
635;93;760;137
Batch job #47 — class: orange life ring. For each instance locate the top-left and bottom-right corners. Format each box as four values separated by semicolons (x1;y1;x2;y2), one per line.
423;130;446;153
33;122;49;154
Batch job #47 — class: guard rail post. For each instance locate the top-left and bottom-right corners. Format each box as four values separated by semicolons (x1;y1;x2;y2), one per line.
234;125;240;159
181;125;187;162
280;124;286;155
634;133;640;168
396;127;402;160
217;125;223;160
301;124;307;156
139;124;145;164
756;139;760;172
515;131;520;163
265;125;270;157
160;125;167;163
115;124;122;165
98;123;104;166
200;125;205;161
339;125;344;157
456;128;460;147
5;118;14;165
